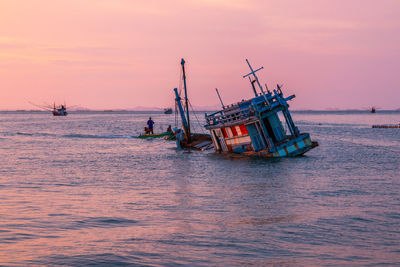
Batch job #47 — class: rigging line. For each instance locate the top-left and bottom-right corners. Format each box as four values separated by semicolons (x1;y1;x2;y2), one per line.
175;68;183;129
188;99;207;134
178;70;183;96
28;101;53;111
175;101;179;128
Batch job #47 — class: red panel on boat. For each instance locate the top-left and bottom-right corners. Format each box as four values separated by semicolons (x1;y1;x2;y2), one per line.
239;125;248;135
231;126;238;136
221;128;228;138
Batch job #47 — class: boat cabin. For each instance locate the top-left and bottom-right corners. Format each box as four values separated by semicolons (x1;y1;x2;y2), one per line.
204;60;318;157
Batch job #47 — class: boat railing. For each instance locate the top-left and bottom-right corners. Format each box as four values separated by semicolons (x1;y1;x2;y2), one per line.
205;106;254;126
205;92;292;127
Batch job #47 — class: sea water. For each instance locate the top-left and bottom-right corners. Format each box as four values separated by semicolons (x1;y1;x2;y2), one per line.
0;111;399;266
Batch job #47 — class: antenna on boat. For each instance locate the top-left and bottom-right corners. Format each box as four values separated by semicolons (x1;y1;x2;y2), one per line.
181;58;191;142
215;88;225;109
243;59;270;107
277;84;283;95
265;83;271;94
248;77;258;97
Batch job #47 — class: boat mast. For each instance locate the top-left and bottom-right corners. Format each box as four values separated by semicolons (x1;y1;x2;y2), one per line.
243;59;270;107
215;88;225;109
181;58;191;142
174;88;190;141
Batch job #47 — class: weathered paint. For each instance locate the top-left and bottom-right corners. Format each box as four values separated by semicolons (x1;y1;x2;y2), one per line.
239;125;248;135
204;60;318;157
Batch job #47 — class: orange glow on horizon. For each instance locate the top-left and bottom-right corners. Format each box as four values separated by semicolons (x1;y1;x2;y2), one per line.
0;0;399;110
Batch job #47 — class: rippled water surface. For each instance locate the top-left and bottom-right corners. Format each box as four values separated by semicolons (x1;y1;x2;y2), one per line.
0;111;399;266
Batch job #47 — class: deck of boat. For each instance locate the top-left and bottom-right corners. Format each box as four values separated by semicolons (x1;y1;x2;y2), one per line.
180;134;213;150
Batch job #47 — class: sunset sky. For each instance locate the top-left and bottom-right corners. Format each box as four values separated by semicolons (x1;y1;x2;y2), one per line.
0;0;399;110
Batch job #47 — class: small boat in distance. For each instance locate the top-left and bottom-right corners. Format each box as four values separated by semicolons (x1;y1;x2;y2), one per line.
52;103;68;116
204;59;318;157
173;59;213;151
29;101;69;116
164;108;173;114
370;107;376;113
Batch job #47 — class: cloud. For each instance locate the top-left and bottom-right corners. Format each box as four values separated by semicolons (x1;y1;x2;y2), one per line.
0;36;32;49
51;59;129;67
189;0;251;9
42;45;119;58
0;36;123;66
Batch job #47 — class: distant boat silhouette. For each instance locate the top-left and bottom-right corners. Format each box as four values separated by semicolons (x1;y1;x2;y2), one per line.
370;107;376;113
29;101;69;116
164;108;173;114
52;103;68;116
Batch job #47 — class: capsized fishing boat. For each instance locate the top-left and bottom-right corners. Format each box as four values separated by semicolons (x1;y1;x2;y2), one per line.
204;59;318;157
173;59;213;150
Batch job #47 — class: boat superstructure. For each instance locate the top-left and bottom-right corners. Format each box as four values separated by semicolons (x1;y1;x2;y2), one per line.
204;59;318;157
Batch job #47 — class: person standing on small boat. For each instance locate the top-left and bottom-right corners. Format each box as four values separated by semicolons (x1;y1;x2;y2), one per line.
147;117;154;134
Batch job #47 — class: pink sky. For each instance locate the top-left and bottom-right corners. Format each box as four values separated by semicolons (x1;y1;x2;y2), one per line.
0;0;399;110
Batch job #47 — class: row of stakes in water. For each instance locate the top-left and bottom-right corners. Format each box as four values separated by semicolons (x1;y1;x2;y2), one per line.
372;124;400;128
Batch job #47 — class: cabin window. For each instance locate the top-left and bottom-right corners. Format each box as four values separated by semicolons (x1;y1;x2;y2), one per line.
262;117;277;142
262;113;286;142
277;111;288;136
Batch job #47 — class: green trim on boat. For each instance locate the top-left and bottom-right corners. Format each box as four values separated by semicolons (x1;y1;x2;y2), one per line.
137;131;175;140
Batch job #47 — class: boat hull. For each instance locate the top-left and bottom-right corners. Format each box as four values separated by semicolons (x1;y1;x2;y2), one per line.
173;130;213;150
243;138;318;157
207;123;318;157
138;132;175;140
53;112;68;116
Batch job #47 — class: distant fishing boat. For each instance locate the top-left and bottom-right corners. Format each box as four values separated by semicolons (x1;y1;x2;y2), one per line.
52;103;68;116
29;101;69;116
204;59;318;157
173;59;213;151
370;107;376;113
164;108;173;114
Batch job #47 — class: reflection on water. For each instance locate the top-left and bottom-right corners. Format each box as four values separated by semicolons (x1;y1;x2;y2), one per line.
0;111;399;265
